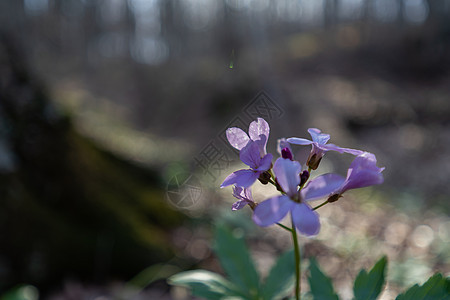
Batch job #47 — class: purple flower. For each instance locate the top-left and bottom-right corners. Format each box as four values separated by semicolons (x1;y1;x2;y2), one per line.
221;141;273;188
226;117;270;157
221;118;273;188
231;186;255;210
287;128;363;170
324;152;385;201
252;158;339;236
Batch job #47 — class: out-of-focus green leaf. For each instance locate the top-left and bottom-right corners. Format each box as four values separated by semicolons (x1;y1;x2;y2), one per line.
262;250;295;300
168;270;245;299
308;258;339;300
353;256;387;300
1;285;39;300
127;263;181;288
395;273;450;300
214;225;260;298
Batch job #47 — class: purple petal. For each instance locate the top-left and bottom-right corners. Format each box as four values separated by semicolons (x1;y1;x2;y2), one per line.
248;118;270;155
347;152;384;178
273;158;301;197
340;152;384;192
308;128;330;145
232;200;250;211
322;144;364;156
287;137;313;145
240;141;261;169
291;203;320;236
255;153;273;171
301;173;346;201
226;127;250;150
232;186;254;210
243;186;253;201
341;169;384;192
232;186;245;201
232;185;244;199
252;195;294;227
310;143;326;156
341;147;365;156
320;143;345;153
221;169;259;188
232;186;254;202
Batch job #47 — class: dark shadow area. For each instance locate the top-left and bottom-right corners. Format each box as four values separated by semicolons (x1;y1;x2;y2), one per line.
0;33;184;296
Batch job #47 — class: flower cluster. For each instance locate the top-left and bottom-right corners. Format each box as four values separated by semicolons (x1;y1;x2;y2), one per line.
221;118;384;236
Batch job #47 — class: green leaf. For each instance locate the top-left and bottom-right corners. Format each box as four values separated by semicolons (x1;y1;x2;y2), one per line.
262;250;296;300
168;270;245;299
214;225;260;297
127;263;181;289
395;273;450;300
308;258;339;300
353;256;387;300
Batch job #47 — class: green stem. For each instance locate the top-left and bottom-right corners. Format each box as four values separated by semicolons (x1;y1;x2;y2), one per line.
276;222;292;232
312;200;329;211
268;169;278;187
291;215;301;300
299;181;306;190
268;178;277;186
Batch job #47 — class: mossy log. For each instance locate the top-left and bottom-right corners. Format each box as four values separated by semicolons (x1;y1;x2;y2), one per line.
0;34;185;292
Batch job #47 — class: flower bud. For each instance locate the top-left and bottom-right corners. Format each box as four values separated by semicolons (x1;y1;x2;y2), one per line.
327;194;341;203
258;171;271;185
281;147;293;160
299;170;310;186
306;153;322;170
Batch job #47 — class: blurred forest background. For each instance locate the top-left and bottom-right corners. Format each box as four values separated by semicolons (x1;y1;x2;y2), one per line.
0;0;449;299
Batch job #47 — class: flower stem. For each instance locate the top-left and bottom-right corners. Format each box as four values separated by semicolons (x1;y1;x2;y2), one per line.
268;169;278;187
291;215;301;300
268;178;277;186
276;222;292;232
312;200;329;211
